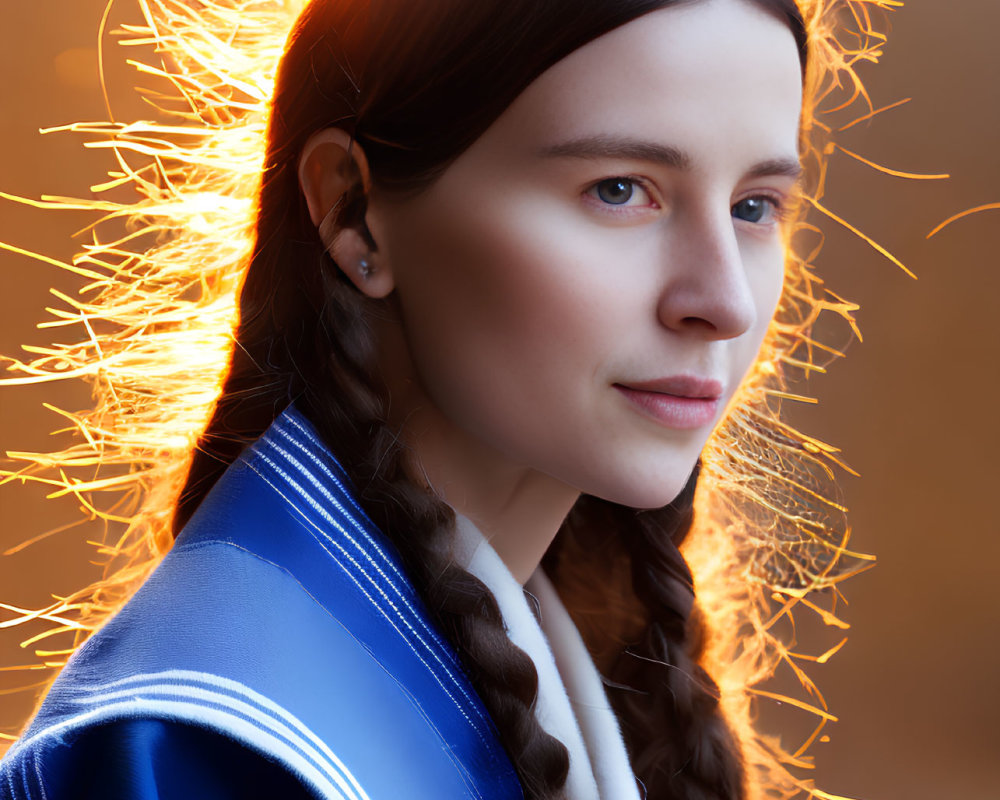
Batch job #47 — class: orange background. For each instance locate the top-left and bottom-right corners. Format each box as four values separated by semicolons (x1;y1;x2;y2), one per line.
1;2;998;797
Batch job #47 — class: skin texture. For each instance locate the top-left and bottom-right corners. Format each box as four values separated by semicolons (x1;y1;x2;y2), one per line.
301;0;803;582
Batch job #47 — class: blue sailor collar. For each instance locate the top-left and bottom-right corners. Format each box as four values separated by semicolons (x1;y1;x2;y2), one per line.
4;404;522;800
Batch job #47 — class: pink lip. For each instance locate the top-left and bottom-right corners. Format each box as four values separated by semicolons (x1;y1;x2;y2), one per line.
614;376;724;430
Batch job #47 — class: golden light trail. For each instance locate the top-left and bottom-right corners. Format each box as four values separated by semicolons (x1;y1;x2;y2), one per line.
0;1;912;798
927;202;1000;239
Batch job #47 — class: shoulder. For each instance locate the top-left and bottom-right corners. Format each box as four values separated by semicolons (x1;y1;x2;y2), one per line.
3;540;390;800
2;718;319;800
2;407;521;800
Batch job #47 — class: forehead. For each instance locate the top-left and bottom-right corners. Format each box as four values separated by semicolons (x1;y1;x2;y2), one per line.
478;0;803;170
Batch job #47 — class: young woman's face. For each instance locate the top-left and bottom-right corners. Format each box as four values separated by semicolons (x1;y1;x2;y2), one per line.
367;0;803;509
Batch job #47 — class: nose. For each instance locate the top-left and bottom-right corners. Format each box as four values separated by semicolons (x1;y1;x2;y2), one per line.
656;207;759;340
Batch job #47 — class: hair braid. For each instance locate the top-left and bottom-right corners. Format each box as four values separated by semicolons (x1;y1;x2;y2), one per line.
303;257;572;799
549;477;745;800
622;503;745;800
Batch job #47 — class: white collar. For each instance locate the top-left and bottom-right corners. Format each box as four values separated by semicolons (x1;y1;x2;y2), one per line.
453;515;640;800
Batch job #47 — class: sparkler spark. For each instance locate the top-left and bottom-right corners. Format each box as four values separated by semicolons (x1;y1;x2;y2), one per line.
1;1;909;797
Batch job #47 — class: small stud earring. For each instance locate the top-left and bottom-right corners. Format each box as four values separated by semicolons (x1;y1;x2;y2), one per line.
358;257;375;279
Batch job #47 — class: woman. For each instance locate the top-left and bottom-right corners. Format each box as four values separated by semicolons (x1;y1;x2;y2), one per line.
0;0;827;797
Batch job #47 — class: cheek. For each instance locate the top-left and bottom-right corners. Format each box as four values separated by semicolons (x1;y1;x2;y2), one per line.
384;191;617;451
399;176;639;351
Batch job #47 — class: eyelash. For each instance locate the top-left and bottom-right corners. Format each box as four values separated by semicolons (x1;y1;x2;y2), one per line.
584;176;789;227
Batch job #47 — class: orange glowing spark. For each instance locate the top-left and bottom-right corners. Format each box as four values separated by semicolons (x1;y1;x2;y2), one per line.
0;2;912;798
927;202;1000;238
835;145;949;180
837;96;911;131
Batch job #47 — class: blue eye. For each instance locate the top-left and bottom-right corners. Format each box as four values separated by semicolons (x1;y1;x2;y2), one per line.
595;178;635;205
732;195;779;224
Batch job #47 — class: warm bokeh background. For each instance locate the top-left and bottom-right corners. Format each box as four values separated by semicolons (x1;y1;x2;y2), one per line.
1;2;998;797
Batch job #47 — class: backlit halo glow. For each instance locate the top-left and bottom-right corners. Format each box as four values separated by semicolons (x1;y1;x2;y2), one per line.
1;1;916;797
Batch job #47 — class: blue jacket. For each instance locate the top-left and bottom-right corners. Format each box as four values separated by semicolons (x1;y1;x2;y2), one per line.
0;406;522;800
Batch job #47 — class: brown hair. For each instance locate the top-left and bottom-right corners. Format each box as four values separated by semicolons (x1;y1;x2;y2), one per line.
176;0;808;797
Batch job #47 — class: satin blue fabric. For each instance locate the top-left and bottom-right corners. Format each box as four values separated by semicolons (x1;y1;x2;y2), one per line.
0;405;522;800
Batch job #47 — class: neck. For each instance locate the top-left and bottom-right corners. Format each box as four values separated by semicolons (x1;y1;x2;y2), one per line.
375;312;579;584
415;417;580;584
422;430;579;585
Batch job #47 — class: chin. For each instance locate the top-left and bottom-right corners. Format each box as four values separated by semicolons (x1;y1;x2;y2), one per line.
580;466;697;512
590;441;705;510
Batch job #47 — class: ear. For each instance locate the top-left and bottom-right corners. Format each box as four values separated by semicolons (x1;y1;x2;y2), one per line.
298;129;394;299
298;128;370;227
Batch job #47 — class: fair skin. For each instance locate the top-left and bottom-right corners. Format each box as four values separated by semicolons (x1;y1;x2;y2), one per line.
300;0;803;583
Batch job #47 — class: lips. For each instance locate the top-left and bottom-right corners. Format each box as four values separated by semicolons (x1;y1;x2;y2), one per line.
613;375;723;430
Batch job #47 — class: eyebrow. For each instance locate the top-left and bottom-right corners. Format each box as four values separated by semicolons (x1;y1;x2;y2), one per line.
538;134;802;180
743;157;803;180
